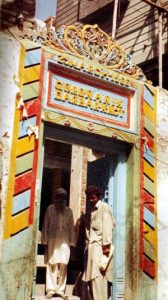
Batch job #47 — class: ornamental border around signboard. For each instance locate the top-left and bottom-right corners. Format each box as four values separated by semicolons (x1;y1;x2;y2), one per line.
42;49;140;135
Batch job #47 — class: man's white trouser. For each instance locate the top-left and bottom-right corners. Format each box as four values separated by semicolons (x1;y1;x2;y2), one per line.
46;263;67;295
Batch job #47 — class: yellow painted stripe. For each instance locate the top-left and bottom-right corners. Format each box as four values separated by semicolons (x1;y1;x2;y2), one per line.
143;222;157;248
16;136;35;157
23;65;41;84
144;160;155;181
144;102;154;122
10;209;29;235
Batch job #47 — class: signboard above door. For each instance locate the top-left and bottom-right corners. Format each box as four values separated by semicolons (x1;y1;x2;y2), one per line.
48;71;132;130
43;53;139;134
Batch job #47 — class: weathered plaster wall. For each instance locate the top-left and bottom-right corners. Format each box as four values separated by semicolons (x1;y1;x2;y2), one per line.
0;30;20;265
157;88;168;300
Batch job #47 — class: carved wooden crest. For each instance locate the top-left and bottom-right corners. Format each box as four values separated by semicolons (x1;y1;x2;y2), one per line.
25;23;147;82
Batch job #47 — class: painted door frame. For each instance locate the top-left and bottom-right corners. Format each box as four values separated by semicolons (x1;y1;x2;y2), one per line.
34;122;138;300
112;153;127;300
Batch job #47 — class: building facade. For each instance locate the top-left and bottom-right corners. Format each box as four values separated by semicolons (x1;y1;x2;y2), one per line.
0;1;168;299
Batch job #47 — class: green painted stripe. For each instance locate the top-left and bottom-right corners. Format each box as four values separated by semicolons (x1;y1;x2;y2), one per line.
144;175;155;196
144;116;155;137
22;82;39;101
15;152;33;175
21;39;40;50
144;238;155;262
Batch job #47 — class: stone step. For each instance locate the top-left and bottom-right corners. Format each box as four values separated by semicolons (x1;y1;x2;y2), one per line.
35;296;80;300
37;254;45;267
65;284;74;295
35;284;77;298
35;284;45;296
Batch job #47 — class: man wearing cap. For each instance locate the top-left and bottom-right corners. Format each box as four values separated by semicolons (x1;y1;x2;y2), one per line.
42;188;76;299
83;185;115;300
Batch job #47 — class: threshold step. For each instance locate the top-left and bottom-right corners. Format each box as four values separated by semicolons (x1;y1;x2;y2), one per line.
35;284;77;298
35;295;80;300
35;284;45;296
37;255;46;267
65;284;74;295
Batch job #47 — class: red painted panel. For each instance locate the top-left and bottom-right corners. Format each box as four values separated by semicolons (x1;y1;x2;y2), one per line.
20;100;39;120
14;171;34;195
142;129;154;150
143;254;155;278
143;191;154;213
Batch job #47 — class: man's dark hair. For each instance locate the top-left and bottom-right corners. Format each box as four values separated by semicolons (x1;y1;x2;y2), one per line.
85;185;101;197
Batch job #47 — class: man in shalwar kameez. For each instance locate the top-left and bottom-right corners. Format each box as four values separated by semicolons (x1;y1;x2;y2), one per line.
83;185;115;300
42;188;76;299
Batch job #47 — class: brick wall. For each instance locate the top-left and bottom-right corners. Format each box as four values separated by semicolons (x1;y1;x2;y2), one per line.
1;0;36;28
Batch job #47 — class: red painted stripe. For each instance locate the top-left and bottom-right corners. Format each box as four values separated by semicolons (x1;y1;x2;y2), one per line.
144;203;154;214
20;100;39;120
14;171;34;195
143;254;155;278
142;129;154;150
143;190;154;213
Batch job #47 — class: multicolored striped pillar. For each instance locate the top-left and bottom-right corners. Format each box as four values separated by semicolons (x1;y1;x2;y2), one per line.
140;83;157;278
4;40;42;239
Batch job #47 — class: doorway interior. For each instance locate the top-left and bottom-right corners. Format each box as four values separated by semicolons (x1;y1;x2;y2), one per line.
35;124;131;300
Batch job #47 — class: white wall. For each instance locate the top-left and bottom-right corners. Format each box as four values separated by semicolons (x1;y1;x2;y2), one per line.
0;31;20;257
157;88;168;299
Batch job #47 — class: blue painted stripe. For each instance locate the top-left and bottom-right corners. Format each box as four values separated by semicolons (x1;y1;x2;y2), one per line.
18;116;36;138
12;190;30;215
144;86;154;108
144;207;155;229
25;48;41;67
143;146;154;166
